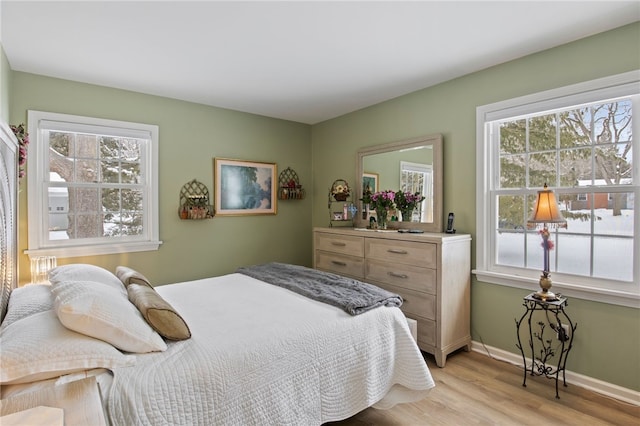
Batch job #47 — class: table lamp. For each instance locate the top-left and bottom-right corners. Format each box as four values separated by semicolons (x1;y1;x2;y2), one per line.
527;184;566;301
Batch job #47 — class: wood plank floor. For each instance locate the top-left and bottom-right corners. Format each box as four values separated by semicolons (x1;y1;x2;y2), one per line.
326;350;639;426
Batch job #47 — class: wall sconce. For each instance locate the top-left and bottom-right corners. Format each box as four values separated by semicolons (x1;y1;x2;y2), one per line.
527;184;567;301
30;256;57;284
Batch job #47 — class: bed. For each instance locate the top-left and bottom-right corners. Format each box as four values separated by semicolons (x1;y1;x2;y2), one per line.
0;130;434;425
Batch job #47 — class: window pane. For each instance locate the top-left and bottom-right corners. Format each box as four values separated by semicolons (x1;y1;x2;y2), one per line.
558;193;596;233
76;159;100;183
499;155;525;188
555;234;591;276
74;134;98;158
497;232;526;267
593;194;634;237
528;152;556;187
102;160;121;183
121;139;142;161
559;108;592;148
498;194;527;230
121;162;141;184
593;236;633;281
100;137;121;160
559;147;592;187
529;114;556;152
499;119;526;155
615;142;633;185
49;131;73;156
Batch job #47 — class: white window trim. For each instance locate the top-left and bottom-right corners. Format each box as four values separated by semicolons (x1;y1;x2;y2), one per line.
26;111;162;258
474;70;640;308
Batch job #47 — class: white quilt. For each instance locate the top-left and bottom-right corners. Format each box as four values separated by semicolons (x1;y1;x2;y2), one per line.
107;273;435;425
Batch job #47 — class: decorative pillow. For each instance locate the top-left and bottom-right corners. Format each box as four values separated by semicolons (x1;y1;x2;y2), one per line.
0;310;136;385
127;283;191;341
1;285;54;329
49;264;126;295
51;280;167;353
116;265;153;288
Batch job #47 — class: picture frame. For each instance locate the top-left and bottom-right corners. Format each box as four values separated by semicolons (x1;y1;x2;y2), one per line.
362;172;379;195
214;158;277;216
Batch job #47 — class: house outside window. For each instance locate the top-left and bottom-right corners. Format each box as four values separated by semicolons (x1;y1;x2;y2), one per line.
475;71;639;307
26;111;161;258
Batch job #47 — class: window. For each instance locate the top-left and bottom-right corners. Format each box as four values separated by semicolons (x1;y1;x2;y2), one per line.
400;161;433;222
475;71;639;307
27;111;161;258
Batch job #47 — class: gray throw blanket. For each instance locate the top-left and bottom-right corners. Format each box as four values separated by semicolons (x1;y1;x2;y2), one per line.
236;262;402;315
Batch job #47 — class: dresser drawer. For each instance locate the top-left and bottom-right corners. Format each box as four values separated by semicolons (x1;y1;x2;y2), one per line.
315;233;364;257
365;259;436;294
371;282;435;321
365;238;436;268
417;318;436;347
315;251;364;279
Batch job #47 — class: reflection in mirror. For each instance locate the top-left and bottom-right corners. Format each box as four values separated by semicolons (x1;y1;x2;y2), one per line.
356;134;443;232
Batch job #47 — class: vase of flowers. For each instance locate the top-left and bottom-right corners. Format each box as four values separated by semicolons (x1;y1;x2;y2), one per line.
394;191;425;222
330;179;351;202
370;190;395;229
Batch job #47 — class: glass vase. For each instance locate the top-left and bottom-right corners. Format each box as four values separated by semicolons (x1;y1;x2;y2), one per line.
376;207;388;229
401;208;414;222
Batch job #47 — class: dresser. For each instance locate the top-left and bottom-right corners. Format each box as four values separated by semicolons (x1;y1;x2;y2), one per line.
313;227;471;367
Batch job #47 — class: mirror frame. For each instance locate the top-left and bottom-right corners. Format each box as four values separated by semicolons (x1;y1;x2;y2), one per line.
355;134;443;232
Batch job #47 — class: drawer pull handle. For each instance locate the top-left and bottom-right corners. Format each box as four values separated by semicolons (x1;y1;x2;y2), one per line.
388;249;408;255
331;242;347;247
331;260;347;266
388;272;409;279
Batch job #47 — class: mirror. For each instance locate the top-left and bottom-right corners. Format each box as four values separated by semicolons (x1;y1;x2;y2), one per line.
355;134;443;232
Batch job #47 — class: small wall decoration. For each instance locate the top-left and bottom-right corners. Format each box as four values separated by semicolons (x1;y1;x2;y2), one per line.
214;158;277;216
178;179;214;220
278;167;305;200
362;172;379;196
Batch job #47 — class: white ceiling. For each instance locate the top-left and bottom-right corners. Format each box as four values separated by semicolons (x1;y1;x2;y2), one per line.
1;1;639;124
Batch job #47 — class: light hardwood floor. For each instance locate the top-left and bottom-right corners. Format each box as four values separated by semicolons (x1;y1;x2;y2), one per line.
326;350;639;426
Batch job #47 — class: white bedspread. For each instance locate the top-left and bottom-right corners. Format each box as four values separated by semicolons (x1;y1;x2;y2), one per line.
106;273;434;425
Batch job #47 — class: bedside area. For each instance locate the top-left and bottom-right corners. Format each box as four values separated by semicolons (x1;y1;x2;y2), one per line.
313;227;471;367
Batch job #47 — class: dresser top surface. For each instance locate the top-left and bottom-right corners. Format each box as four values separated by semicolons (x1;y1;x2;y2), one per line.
314;227;471;244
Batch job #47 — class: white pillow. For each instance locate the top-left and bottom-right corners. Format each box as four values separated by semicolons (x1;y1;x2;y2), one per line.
0;310;136;385
49;264;126;295
1;285;54;329
52;280;167;353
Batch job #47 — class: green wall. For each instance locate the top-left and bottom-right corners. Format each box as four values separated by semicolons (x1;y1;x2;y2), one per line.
311;23;640;391
11;73;313;286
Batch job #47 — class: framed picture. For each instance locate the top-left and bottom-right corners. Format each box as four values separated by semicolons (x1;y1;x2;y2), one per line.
214;158;277;216
362;172;379;195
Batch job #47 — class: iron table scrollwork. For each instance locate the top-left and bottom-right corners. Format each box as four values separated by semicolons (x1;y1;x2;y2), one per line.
515;292;577;399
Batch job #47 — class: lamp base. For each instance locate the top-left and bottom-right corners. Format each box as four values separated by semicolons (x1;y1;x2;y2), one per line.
533;274;558;301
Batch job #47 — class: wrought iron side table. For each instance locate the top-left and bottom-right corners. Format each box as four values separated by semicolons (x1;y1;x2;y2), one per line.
515;292;577;399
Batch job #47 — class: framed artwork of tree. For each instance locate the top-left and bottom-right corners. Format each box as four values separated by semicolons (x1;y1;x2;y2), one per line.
213;158;277;216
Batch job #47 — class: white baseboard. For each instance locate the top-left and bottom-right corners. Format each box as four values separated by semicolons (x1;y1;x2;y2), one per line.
470;340;640;406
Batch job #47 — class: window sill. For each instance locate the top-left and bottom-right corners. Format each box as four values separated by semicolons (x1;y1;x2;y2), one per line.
473;269;640;309
25;241;163;259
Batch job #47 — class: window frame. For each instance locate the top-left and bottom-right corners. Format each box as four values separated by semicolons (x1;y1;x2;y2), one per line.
26;111;162;258
474;71;640;308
